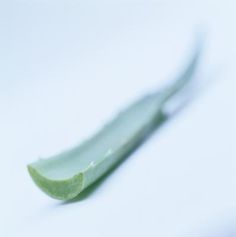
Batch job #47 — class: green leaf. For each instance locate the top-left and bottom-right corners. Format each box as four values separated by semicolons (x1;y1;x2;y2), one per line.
27;41;202;200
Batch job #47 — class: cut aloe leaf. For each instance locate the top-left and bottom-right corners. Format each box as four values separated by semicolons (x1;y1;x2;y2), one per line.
28;41;202;200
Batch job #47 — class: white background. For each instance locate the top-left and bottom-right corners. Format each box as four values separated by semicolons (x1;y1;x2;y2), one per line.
0;0;235;236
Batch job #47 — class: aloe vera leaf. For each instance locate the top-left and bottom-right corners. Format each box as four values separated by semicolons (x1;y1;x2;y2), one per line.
27;42;202;200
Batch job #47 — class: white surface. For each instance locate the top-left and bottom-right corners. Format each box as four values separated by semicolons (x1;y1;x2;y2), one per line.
0;1;235;236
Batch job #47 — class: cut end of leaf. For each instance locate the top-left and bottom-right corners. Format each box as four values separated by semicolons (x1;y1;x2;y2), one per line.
27;165;84;200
